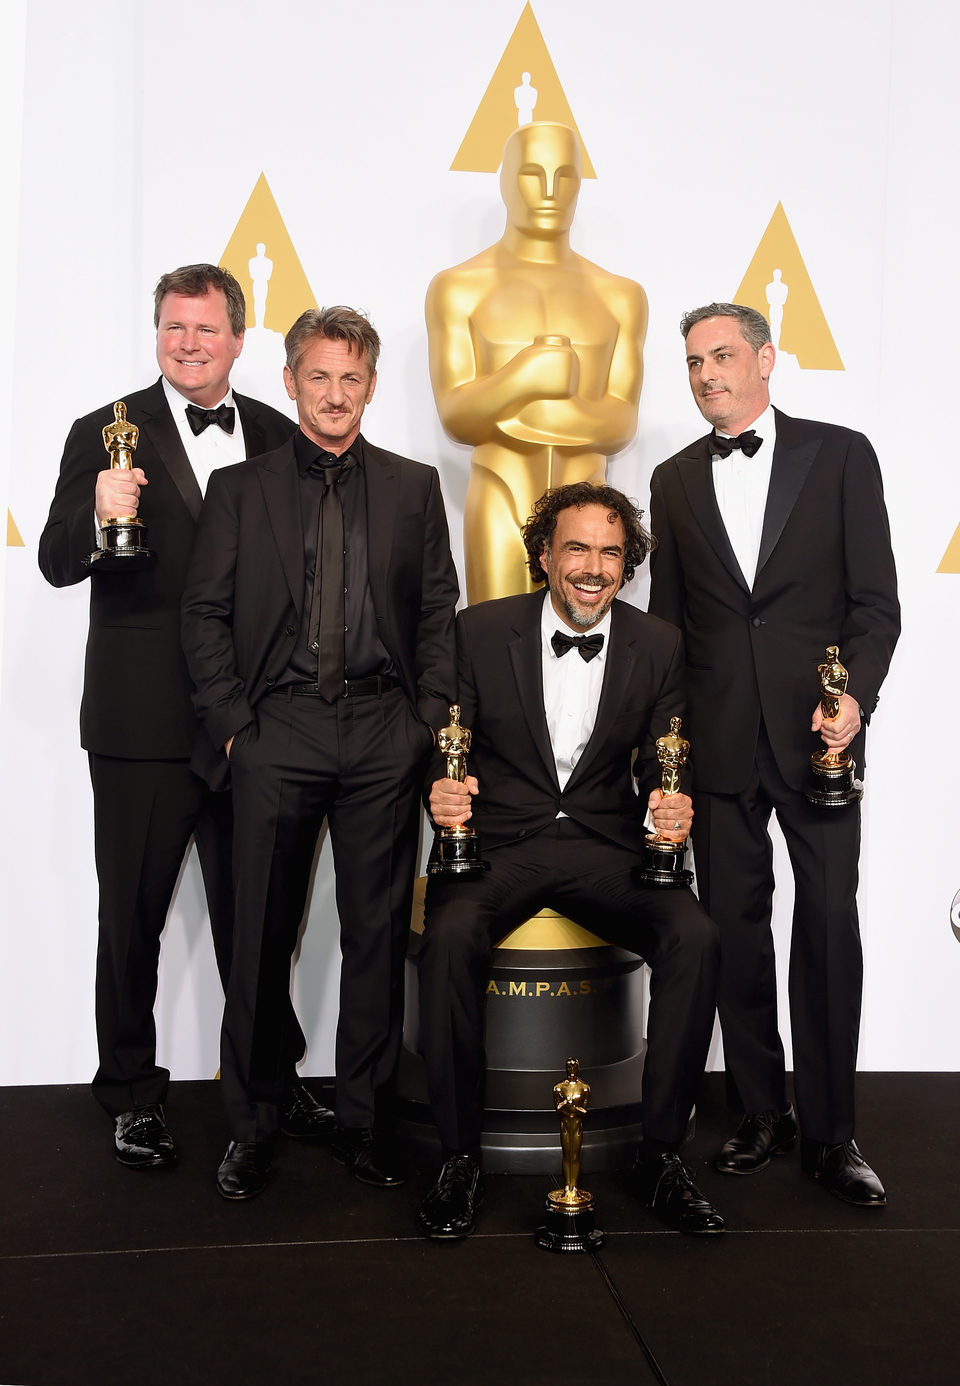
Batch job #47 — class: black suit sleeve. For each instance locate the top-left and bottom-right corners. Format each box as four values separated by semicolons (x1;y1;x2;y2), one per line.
633;620;687;799
835;432;900;716
410;466;460;734
181;467;255;751
38;414;107;588
647;464;688;630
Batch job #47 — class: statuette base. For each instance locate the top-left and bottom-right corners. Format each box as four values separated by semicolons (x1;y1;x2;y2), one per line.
85;519;156;572
635;836;693;889
427;826;490;878
535;1193;606;1254
804;754;863;809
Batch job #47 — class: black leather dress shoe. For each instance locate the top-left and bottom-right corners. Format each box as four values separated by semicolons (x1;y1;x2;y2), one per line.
216;1141;271;1200
114;1104;176;1170
417;1155;484;1240
331;1127;405;1187
629;1152;725;1234
280;1079;336;1139
715;1104;798;1174
801;1138;886;1207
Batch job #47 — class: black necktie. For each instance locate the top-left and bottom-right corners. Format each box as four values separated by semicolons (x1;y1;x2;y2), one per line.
551;630;604;662
308;456;345;701
185;402;236;436
711;429;762;458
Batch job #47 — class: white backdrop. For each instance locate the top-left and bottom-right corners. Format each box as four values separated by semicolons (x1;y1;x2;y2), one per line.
1;0;957;1087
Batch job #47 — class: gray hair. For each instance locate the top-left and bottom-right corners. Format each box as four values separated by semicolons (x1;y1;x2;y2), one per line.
284;306;381;376
680;302;771;351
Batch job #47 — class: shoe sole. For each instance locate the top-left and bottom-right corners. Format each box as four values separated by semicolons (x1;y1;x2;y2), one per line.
354;1169;405;1188
115;1153;177;1170
803;1168;886;1207
714;1137;797;1176
417;1221;475;1240
216;1184;267;1201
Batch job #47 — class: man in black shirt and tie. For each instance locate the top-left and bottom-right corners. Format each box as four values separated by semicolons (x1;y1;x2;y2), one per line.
181;306;459;1199
39;264;323;1172
415;482;721;1241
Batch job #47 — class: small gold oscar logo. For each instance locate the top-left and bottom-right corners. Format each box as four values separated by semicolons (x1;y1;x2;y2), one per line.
450;3;596;176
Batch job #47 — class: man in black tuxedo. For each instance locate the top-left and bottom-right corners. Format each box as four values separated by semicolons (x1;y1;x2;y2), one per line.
181;306;459;1200
38;264;328;1171
416;482;721;1240
648;303;899;1206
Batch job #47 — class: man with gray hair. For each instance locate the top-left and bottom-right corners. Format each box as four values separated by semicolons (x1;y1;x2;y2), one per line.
648;302;899;1207
182;306;459;1200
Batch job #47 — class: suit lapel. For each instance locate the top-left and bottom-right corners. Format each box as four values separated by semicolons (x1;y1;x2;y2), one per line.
676;436;750;592
258;440;305;615
506;595;558;788
138;380;203;521
756;409;821;577
235;393;273;460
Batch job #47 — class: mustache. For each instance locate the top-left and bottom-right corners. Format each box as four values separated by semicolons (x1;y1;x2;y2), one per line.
568;572;614;589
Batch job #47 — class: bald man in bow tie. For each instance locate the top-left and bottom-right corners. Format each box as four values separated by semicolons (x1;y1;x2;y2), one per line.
38;264;327;1172
648;302;900;1208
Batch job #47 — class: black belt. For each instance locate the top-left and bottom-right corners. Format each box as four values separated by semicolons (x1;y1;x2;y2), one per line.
283;675;400;699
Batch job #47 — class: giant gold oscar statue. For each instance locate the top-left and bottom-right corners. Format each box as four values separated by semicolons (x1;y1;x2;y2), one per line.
399;123;652;1173
425;121;648;604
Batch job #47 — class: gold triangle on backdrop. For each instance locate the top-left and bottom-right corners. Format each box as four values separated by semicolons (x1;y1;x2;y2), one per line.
937;525;960;573
451;2;596;177
735;202;843;370
7;509;23;547
221;173;317;335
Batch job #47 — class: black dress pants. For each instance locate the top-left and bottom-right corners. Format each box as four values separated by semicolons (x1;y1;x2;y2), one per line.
418;818;719;1154
88;754;234;1117
693;725;863;1143
222;686;433;1141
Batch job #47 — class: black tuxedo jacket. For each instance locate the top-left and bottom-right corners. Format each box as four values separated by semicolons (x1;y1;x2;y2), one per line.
446;591;686;854
39;379;296;760
181;434;459;788
648;408;900;794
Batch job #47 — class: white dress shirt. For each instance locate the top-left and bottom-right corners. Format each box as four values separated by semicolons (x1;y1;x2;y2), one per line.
710;403;777;589
161;376;247;496
540;592;612;794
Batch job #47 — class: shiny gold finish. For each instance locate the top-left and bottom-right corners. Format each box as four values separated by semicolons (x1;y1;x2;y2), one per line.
426;121;648;603
428;705;489;878
546;1057;594;1209
438;703;471;788
654;715;689;806
101;402;140;525
814;645;849;770
804;645;863;806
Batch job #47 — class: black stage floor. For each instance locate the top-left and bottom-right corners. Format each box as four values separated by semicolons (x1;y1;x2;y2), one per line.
0;1073;954;1385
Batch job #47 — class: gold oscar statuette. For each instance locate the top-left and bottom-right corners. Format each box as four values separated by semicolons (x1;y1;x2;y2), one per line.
427;704;490;879
86;402;156;570
635;716;694;888
804;645;864;807
535;1058;605;1253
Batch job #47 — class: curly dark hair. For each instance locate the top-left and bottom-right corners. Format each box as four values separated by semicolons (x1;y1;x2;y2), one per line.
522;482;654;586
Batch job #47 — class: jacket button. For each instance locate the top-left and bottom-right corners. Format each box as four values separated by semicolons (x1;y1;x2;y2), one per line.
751;617;763;628
284;625;295;636
265;675;276;686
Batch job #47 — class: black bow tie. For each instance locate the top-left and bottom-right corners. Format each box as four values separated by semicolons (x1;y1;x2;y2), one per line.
551;630;604;662
185;402;236;436
711;429;762;458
